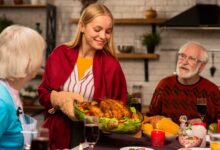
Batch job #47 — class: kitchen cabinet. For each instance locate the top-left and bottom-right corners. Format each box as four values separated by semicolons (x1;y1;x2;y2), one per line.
0;4;57;58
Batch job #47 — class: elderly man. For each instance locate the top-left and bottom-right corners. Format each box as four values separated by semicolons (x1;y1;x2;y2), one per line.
148;41;220;125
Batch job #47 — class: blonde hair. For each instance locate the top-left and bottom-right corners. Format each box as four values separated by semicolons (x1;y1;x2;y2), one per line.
0;25;45;80
66;3;116;57
179;41;209;63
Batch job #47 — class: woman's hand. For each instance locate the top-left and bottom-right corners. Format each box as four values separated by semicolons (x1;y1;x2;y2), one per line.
49;90;84;120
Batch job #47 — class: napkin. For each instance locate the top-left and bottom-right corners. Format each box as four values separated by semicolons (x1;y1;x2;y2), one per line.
71;142;88;150
192;125;207;147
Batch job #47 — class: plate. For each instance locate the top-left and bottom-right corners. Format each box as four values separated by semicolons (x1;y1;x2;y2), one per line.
178;148;210;150
71;142;89;150
206;135;210;142
120;146;153;150
74;101;143;134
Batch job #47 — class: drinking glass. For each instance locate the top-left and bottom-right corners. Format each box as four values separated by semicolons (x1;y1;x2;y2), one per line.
84;116;100;150
196;98;207;121
131;84;142;112
30;128;49;150
21;114;38;150
179;115;189;148
209;133;220;150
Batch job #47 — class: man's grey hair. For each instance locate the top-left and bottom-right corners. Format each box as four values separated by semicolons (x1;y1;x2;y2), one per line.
179;41;209;64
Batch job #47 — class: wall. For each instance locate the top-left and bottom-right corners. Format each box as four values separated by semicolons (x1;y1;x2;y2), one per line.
56;0;220;105
2;0;220;105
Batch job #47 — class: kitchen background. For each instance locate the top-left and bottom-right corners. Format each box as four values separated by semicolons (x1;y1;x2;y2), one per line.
1;0;220;106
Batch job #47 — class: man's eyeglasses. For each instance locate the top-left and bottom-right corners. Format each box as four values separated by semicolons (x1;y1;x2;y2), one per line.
177;53;203;64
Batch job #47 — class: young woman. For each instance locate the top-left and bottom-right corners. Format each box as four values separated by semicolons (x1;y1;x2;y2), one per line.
38;3;128;149
0;25;45;150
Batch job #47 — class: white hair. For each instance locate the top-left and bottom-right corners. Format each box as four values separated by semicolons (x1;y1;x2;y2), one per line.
179;41;209;63
0;25;45;80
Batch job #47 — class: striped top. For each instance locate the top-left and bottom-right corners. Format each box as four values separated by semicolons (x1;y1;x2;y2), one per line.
62;64;94;102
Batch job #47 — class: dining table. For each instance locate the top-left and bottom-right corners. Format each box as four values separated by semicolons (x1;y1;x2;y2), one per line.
81;132;196;150
72;132;212;150
81;132;212;150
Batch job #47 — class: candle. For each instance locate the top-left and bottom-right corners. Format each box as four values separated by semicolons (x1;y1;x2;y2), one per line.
79;143;83;150
218;120;220;133
193;122;206;128
151;130;165;147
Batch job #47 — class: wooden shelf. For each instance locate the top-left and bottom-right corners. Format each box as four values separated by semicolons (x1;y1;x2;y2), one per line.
117;53;159;81
114;18;166;25
69;18;166;25
117;53;159;59
0;4;47;8
0;4;57;58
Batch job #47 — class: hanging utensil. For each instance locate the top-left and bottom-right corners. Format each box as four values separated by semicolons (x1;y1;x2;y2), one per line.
210;51;216;77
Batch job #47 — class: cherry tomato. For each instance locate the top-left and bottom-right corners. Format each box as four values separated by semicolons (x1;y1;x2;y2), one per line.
86;111;92;116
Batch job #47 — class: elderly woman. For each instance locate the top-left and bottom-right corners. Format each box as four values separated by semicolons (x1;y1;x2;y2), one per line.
0;25;45;150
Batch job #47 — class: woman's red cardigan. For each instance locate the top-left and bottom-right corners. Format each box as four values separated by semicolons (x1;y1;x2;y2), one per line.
38;45;128;149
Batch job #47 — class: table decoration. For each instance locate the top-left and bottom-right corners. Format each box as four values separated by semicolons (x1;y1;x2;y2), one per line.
142;115;179;143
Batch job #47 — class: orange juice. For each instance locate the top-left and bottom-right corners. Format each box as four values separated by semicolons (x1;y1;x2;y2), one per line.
210;142;220;150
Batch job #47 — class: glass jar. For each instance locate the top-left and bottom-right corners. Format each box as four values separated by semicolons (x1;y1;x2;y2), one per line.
131;84;142;112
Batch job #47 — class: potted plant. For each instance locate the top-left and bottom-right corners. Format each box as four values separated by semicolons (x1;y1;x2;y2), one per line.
141;33;160;53
79;0;98;14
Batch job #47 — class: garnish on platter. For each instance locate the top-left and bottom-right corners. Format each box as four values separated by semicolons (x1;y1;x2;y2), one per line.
74;99;143;134
208;123;218;133
141;115;179;142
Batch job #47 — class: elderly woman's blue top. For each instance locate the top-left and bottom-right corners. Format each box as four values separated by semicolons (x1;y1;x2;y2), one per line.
0;83;24;150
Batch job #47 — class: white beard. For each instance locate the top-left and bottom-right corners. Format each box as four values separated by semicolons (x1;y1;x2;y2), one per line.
176;63;201;79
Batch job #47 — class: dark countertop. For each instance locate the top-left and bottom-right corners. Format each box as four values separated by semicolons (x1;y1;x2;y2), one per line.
85;132;182;150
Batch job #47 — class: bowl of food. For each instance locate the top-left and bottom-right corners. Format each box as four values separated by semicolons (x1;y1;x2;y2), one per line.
118;45;134;53
74;99;143;134
178;135;202;148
